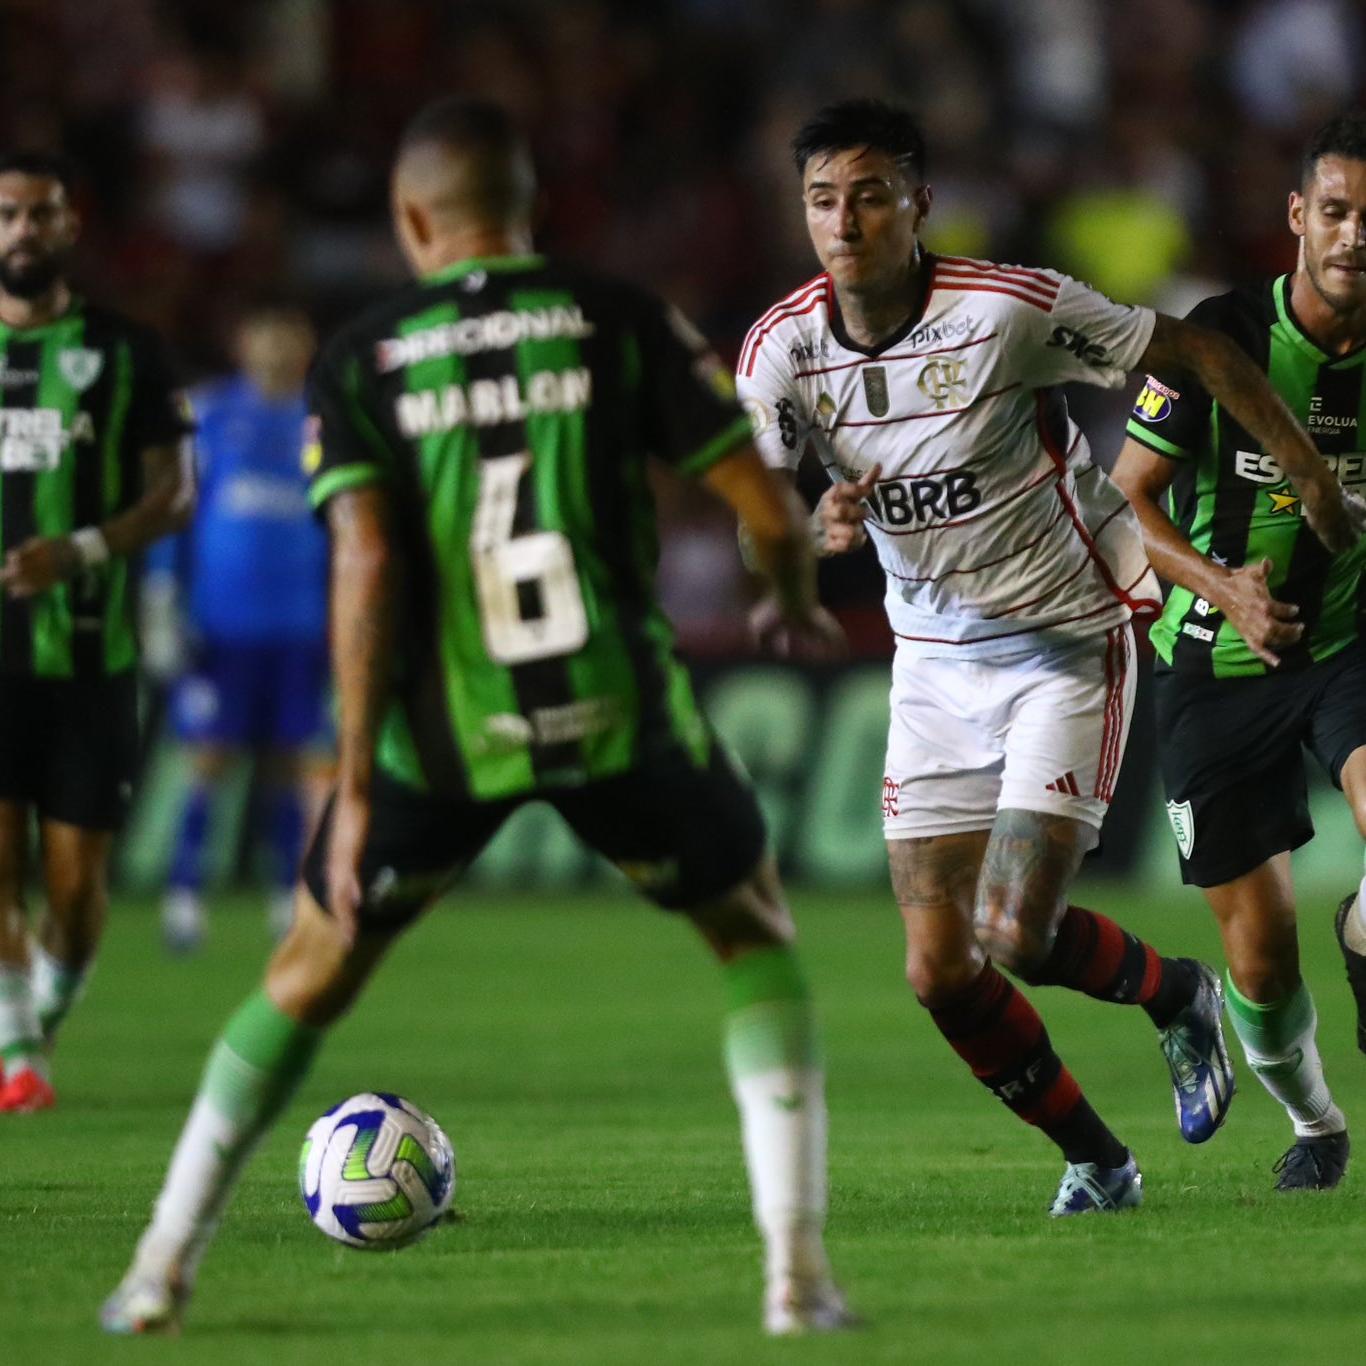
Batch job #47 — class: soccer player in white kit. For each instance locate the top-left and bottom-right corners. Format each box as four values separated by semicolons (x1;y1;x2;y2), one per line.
739;99;1366;1214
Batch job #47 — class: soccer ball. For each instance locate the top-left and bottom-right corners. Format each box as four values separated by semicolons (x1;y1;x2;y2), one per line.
299;1092;456;1249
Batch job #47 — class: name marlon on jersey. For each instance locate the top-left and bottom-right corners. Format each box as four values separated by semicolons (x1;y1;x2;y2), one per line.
395;367;592;438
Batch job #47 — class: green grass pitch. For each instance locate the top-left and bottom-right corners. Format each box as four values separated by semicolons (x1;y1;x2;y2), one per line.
5;883;1366;1365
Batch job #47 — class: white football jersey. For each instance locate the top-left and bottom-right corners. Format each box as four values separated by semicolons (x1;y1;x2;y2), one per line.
736;254;1163;657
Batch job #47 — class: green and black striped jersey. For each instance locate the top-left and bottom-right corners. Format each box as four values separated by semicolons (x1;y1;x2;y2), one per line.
0;300;189;677
306;254;753;801
1126;274;1366;678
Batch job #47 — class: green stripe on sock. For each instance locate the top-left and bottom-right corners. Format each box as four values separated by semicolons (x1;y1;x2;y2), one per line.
205;990;321;1125
722;945;809;1011
1224;973;1314;1053
722;946;819;1077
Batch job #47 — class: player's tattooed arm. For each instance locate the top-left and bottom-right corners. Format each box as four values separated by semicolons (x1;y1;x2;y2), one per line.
325;485;398;942
1;441;193;597
974;809;1087;975
1112;438;1303;667
1140;315;1366;554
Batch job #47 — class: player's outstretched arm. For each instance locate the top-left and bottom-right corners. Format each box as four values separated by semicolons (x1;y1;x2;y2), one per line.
325;485;398;944
1140;315;1366;555
1111;437;1303;668
1;441;194;597
703;446;845;658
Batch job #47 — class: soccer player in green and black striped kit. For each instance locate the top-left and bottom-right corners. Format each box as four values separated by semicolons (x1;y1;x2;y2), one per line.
104;100;855;1337
1114;112;1366;1191
0;152;193;1113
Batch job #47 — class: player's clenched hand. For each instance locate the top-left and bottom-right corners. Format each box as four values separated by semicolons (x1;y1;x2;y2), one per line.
749;596;847;660
1213;557;1302;668
814;464;881;556
0;535;81;597
326;787;371;947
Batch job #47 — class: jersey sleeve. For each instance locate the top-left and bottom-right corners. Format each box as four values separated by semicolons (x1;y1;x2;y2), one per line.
1123;298;1220;461
1021;272;1156;390
126;328;194;450
735;329;810;474
632;296;752;478
305;336;397;513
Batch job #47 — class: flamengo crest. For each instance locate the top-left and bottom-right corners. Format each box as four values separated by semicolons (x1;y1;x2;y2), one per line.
1165;799;1195;860
58;348;103;391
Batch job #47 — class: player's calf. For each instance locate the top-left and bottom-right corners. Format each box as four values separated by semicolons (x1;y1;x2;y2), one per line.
922;962;1133;1182
1334;892;1366;1054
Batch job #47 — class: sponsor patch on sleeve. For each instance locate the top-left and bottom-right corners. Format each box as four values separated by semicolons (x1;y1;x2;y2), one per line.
1132;376;1180;423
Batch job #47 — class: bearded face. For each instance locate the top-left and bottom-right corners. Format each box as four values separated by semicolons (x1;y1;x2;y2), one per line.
0;174;78;302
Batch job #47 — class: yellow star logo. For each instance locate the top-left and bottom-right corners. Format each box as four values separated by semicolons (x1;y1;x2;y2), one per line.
1268;489;1300;515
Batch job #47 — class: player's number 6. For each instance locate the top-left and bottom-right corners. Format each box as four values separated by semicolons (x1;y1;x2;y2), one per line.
471;452;589;665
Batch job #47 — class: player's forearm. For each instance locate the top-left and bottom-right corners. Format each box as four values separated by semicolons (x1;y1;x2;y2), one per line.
749;524;820;615
1120;482;1229;605
1144;317;1339;505
327;492;398;797
703;450;819;612
99;445;195;558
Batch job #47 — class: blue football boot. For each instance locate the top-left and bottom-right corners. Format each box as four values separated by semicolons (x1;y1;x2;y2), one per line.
1157;960;1235;1143
1049;1151;1143;1217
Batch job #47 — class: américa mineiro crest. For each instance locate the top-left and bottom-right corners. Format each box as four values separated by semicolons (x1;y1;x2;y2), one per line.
57;347;103;392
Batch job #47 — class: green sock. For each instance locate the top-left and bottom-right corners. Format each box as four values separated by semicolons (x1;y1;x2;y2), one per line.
136;990;322;1280
1224;974;1344;1138
721;946;829;1286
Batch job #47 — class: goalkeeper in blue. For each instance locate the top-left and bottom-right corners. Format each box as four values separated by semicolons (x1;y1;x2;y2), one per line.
143;302;331;952
103;98;855;1337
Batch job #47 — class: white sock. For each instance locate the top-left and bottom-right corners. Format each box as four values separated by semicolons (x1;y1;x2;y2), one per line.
31;944;89;1043
131;992;319;1286
0;962;47;1079
730;1065;831;1286
721;949;831;1291
1226;977;1346;1138
135;1093;249;1283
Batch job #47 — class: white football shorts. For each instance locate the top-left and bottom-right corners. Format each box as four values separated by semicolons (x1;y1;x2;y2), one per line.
882;624;1135;838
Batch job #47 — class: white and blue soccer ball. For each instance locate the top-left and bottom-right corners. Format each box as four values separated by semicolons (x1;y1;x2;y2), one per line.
299;1092;456;1249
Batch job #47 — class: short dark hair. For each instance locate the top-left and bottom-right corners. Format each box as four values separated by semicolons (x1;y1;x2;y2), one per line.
1301;110;1366;187
0;150;77;196
399;97;523;160
791;99;926;181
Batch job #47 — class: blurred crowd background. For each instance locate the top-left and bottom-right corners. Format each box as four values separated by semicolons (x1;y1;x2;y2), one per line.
2;0;1363;650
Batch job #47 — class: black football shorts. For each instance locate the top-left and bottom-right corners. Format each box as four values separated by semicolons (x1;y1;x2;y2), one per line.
0;671;140;830
301;736;769;931
1153;642;1366;888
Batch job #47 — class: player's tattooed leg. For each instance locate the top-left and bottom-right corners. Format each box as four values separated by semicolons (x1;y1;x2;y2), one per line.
891;832;1127;1169
973;808;1087;976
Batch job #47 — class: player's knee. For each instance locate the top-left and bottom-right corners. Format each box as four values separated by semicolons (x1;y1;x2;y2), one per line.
904;939;985;1008
972;893;1051;978
686;859;795;959
264;895;372;1027
1350;799;1366;843
43;868;107;962
1226;953;1298;1005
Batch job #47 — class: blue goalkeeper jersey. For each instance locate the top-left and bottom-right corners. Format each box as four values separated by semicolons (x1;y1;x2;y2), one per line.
150;376;327;641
